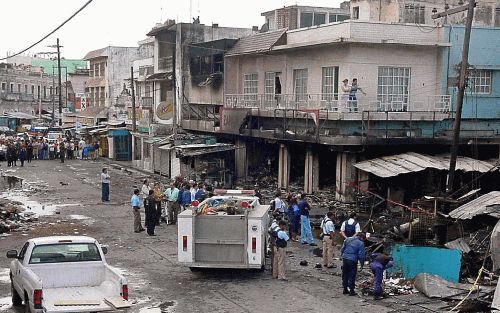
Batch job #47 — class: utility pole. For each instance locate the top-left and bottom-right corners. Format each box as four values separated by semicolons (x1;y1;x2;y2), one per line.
130;67;137;133
57;38;63;126
38;71;42;119
433;2;476;194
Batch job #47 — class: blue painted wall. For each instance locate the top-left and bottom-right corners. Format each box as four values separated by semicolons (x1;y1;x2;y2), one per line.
443;25;500;119
388;244;462;282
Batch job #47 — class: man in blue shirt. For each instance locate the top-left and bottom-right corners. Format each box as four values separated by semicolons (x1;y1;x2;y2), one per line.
341;233;366;296
370;253;394;300
298;194;316;246
322;211;335;268
131;189;144;233
274;220;289;281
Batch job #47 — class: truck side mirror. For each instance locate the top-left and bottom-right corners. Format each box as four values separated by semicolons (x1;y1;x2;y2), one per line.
6;250;18;259
101;246;108;255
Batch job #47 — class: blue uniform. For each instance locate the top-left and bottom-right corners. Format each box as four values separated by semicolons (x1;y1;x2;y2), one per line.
341;236;365;293
370;253;394;297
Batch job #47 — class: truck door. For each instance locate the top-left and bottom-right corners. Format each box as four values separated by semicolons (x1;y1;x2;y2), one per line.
194;215;247;265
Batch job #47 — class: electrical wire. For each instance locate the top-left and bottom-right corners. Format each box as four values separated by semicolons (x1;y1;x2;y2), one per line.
0;0;94;61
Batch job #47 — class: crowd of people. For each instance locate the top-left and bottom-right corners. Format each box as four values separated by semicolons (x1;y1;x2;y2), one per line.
268;192;394;300
1;136;101;166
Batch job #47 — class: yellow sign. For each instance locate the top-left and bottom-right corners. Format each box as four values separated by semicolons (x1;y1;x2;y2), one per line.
156;101;173;120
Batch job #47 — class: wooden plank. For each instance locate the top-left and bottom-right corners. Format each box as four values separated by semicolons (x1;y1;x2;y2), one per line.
53;299;101;306
104;297;131;309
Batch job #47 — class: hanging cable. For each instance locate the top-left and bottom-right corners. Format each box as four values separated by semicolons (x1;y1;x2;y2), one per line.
0;0;94;61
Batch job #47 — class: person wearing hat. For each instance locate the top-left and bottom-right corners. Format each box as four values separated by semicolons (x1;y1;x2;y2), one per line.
341;78;351;112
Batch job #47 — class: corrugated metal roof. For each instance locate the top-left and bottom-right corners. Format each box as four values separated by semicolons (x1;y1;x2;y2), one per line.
491;220;500;272
175;143;235;157
449;191;500;220
354;152;495;178
83;47;107;60
225;29;287;56
444;238;471;253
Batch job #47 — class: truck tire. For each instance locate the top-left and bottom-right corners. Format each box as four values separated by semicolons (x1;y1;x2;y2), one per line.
24;292;32;313
11;283;22;306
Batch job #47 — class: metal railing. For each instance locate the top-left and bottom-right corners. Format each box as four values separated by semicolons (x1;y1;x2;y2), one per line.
224;93;451;113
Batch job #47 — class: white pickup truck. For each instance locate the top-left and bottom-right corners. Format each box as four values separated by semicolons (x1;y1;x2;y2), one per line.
7;236;129;313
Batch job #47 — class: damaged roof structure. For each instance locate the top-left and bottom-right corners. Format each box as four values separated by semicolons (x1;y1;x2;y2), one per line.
449;191;500;220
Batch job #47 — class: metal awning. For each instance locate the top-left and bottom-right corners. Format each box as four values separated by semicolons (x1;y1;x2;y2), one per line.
146;72;173;81
158;144;173;151
5;112;38;120
175;143;235;157
354;152;496;178
449;191;500;220
143;137;166;144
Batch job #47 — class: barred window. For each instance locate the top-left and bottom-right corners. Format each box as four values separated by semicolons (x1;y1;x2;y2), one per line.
294;69;308;102
377;67;411;105
404;4;425;24
322;67;336;100
243;73;258;100
265;72;275;98
469;70;491;94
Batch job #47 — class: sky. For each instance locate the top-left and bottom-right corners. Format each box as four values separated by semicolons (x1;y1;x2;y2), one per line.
0;0;343;60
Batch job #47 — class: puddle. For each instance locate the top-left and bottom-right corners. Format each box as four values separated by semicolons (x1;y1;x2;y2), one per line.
0;269;9;284
69;214;90;220
139;301;177;313
0;174;23;190
0;297;11;311
0;193;57;216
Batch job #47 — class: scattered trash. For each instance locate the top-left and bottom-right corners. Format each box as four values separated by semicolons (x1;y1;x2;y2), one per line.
299;260;308;266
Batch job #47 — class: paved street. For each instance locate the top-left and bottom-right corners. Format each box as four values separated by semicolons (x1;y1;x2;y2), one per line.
0;159;442;313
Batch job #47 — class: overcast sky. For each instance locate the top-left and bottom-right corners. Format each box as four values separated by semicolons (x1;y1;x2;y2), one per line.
1;0;343;60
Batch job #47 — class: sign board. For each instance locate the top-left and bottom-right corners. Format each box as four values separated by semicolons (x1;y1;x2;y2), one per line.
156;101;173;121
219;108;252;134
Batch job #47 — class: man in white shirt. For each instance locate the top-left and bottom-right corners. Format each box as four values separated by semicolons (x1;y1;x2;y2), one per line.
101;168;110;202
322;211;336;268
273;193;285;215
274;220;289;281
341;212;361;238
141;179;150;200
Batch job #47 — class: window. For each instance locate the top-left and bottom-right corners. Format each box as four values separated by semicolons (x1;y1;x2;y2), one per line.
31;85;35;94
94;63;99;77
1;82;5;91
17;84;21;93
43;86;47;99
495;7;500;27
404;4;425;24
377;67;411;107
10;83;14;93
24;85;28;94
469;69;492;94
49;86;53;96
99;62;105;77
293;69;308;101
352;7;360;20
145;84;151;97
243;73;258;100
265;72;276;98
314;13;326;25
29;243;102;264
100;87;105;106
18;243;30;261
300;12;313;27
322;67;339;101
37;86;41;98
89;64;94;77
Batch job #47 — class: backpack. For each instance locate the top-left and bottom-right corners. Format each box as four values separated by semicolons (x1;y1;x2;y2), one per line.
344;221;358;237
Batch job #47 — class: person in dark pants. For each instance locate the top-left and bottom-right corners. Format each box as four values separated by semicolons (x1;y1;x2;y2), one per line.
144;190;157;236
153;183;164;225
26;142;33;163
18;146;26;167
370;253;394;300
341;233;366;296
59;141;66;163
101;168;110;202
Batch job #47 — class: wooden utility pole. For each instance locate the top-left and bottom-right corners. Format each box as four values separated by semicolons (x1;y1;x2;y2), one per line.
130;67;137;133
433;2;476;193
57;38;62;126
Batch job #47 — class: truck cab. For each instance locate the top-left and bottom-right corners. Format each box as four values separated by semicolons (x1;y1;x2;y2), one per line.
178;190;270;270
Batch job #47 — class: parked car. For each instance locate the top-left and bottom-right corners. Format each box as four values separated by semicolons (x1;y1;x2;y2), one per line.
7;236;128;313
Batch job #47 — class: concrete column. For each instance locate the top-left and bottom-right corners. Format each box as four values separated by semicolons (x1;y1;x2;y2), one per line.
131;135;136;162
335;152;357;201
304;147;319;194
278;144;290;189
235;139;248;180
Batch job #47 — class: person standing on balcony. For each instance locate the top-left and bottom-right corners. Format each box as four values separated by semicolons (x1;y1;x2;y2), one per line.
349;78;366;112
341;79;351;112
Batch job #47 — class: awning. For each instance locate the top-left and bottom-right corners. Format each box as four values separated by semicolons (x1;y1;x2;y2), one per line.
4;112;38;120
146;72;173;81
158;144;173;151
449;191;500;220
143;137;166;144
354;152;496;178
175;143;235;157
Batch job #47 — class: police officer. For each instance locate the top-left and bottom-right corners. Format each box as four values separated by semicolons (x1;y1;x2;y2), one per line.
341;233;366;296
341;212;361;238
274;220;289;281
370;253;394;300
322;211;335;268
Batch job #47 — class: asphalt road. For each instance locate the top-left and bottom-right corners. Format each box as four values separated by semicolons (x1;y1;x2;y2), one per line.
0;159;444;313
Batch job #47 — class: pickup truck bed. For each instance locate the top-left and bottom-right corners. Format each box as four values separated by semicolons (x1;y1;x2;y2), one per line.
44;286;114;313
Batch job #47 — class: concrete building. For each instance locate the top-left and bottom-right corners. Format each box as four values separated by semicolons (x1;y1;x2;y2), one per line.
83;46;140;108
130;21;257;174
0;63;56;116
261;4;350;31
349;0;500;26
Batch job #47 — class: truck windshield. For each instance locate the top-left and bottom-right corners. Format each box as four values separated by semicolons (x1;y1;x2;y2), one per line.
29;243;102;264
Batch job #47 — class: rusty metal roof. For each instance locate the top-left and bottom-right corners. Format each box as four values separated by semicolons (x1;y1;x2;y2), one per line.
83;47;108;60
354;152;496;178
449;191;500;220
225;29;287;56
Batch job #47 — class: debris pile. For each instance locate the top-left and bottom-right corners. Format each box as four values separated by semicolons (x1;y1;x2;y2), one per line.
0;198;37;233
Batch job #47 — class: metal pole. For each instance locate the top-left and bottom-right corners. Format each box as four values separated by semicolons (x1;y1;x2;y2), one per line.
130;67;137;133
39;71;42;119
57;38;62;126
446;1;475;193
52;67;55;124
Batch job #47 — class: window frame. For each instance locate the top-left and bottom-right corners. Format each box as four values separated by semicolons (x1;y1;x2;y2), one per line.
469;69;492;94
377;66;411;107
321;66;339;101
293;68;308;102
243;73;258;101
28;243;102;265
404;4;426;24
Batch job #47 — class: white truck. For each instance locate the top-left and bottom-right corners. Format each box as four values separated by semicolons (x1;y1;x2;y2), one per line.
7;236;129;313
178;190;270;270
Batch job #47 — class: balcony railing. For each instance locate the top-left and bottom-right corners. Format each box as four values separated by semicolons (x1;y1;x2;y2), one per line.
158;57;173;71
140;97;153;108
224;93;451;113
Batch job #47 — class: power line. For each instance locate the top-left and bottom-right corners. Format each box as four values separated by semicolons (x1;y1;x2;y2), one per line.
0;0;94;61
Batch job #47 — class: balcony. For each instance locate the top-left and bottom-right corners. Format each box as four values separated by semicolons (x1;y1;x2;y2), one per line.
224;94;451;115
140;97;153;108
